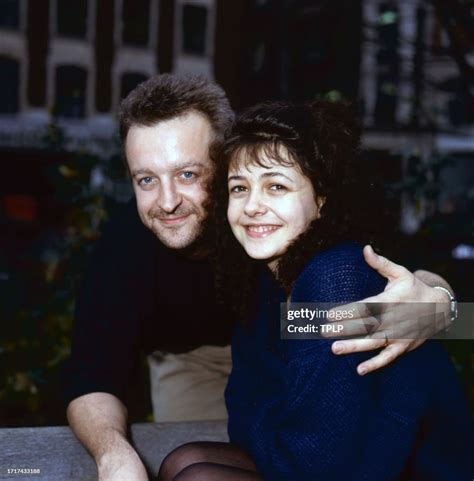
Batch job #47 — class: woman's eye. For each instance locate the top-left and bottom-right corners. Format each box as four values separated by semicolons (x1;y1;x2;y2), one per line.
229;185;247;194
269;184;287;192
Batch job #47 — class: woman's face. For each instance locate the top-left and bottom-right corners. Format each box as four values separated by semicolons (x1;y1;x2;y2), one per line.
227;149;322;271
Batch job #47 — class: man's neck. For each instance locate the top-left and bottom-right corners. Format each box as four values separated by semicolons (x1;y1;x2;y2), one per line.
178;243;210;261
171;227;212;261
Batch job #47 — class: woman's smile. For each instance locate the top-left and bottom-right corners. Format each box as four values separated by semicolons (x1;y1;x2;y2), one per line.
244;224;282;238
227;152;322;271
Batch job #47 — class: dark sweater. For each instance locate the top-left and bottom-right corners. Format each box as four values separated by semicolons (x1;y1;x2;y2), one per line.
225;242;473;481
62;200;235;405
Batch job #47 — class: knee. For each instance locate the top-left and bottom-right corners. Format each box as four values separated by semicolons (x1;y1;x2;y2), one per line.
158;443;212;481
172;462;217;481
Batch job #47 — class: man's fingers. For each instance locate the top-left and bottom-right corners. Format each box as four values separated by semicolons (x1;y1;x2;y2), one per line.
332;337;411;374
356;343;408;375
327;296;401;323
363;245;408;281
322;317;381;338
327;298;381;322
405;338;425;353
331;337;387;355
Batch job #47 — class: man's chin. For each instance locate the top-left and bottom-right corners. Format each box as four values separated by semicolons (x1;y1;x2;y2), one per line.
151;226;203;250
154;234;198;250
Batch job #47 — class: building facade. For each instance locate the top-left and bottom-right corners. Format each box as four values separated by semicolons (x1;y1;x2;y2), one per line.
0;0;473;235
0;0;226;152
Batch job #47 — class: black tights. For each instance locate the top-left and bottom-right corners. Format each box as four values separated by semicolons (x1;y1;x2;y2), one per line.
157;441;263;481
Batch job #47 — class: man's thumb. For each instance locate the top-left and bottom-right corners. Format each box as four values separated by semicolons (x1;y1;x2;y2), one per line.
363;245;407;281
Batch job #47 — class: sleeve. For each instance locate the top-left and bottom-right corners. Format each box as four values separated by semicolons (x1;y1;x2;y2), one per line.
242;246;422;481
61;201;157;406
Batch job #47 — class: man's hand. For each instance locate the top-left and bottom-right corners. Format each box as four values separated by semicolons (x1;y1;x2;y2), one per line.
67;393;149;481
98;437;148;481
325;245;453;375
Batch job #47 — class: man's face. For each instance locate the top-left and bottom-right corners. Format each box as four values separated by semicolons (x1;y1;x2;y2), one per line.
125;111;214;249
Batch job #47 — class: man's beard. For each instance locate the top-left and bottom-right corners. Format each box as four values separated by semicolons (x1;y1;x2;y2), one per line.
148;206;214;258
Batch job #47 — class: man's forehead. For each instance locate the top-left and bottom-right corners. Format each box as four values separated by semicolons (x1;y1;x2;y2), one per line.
128;115;213;149
129;111;214;136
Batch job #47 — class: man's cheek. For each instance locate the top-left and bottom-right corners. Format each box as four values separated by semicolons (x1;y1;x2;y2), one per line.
190;188;210;213
136;198;153;219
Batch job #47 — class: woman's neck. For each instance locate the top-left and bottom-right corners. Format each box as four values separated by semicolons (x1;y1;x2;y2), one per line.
266;259;293;298
267;259;279;275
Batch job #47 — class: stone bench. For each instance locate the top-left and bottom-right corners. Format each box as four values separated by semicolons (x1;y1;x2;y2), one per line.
0;421;228;480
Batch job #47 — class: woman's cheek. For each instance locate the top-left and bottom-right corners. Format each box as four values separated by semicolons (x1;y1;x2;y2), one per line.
227;200;239;227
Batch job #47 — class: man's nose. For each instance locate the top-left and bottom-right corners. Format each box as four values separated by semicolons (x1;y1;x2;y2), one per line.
244;191;267;216
158;180;182;213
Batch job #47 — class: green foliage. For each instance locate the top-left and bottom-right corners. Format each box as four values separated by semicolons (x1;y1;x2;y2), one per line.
0;123;129;426
388;150;474;413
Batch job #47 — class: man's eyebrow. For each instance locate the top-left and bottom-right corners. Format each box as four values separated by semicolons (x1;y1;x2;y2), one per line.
131;162;208;178
131;168;154;177
172;161;208;172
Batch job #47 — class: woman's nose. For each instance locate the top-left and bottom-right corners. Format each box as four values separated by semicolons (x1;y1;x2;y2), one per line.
244;191;267;216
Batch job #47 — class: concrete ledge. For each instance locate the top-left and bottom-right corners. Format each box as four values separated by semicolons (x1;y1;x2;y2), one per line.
0;421;229;480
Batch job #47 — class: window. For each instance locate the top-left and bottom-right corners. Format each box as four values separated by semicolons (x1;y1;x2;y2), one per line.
122;0;150;46
0;0;20;29
182;4;207;56
57;0;88;38
0;56;19;114
120;72;148;100
54;65;87;118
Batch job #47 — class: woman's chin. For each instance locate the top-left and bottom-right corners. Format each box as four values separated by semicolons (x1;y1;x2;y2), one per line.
243;248;280;268
243;248;272;261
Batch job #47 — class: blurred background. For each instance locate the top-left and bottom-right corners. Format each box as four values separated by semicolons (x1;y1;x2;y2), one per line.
0;0;473;427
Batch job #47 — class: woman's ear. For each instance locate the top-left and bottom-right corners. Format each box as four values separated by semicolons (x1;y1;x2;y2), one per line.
315;196;326;218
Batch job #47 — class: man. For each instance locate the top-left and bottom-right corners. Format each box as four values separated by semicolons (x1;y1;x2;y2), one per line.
64;74;455;481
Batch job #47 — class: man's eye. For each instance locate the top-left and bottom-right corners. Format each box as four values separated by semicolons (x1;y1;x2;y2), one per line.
139;176;154;185
179;171;196;181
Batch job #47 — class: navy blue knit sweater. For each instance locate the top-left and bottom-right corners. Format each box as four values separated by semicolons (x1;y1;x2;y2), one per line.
225;242;473;481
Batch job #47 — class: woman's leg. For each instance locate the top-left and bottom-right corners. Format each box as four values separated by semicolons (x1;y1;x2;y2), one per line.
158;441;259;481
173;462;262;481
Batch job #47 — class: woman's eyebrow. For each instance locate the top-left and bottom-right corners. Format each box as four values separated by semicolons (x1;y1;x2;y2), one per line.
260;171;294;182
228;171;295;182
228;174;246;182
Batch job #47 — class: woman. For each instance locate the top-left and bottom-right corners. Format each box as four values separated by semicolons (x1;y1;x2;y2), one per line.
158;101;473;481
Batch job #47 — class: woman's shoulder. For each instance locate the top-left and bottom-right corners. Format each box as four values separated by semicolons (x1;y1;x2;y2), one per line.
291;242;386;303
303;241;365;267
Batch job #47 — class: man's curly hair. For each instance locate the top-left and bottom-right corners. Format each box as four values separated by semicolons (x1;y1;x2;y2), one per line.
211;100;385;315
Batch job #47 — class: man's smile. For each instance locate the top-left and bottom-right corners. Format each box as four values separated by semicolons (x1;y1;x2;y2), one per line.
157;213;192;225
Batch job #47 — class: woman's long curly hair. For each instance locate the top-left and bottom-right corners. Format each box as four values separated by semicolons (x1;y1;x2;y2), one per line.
211;100;386;318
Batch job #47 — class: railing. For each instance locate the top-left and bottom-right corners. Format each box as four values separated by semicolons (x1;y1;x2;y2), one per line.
0;421;228;480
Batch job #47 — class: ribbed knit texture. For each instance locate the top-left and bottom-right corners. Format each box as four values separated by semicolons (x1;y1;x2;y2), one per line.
225;242;473;481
